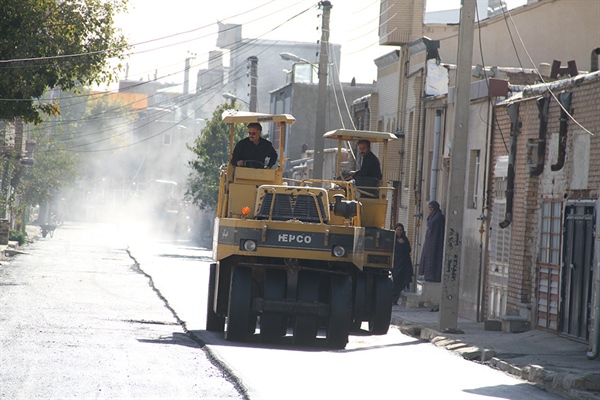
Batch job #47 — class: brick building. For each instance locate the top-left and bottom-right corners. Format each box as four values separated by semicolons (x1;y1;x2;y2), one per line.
490;71;600;343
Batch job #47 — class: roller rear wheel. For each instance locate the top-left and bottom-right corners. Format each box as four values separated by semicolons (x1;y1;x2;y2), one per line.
326;274;352;349
351;272;367;331
260;269;287;343
224;266;252;342
293;271;319;346
368;274;393;335
206;263;225;332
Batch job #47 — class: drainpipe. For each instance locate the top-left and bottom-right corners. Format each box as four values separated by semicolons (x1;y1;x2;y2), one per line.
589;246;600;359
477;99;493;322
414;68;426;212
412;67;426;290
499;103;519;229
429;110;442;201
550;92;571;172
591;47;600;72
588;202;600;359
531;97;550;176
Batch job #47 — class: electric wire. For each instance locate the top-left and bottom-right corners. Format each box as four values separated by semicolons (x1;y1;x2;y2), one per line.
0;0;314;106
38;70;251;153
475;2;509;153
27;2;316;139
499;2;524;69
18;1;371;155
33;62;250;152
0;0;277;65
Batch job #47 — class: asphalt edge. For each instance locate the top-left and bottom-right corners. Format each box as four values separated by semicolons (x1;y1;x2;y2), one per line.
391;315;600;400
125;249;252;400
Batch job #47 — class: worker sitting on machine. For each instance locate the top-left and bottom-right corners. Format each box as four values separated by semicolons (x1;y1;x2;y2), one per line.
345;139;382;193
231;122;278;169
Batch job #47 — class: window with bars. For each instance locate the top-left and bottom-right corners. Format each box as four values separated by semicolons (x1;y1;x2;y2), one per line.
493;155;508;200
539;201;562;265
490;201;511;265
494;178;506;199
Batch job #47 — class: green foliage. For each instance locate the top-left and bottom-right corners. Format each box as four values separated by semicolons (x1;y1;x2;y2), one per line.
186;103;246;210
0;0;129;123
15;133;78;210
9;229;26;246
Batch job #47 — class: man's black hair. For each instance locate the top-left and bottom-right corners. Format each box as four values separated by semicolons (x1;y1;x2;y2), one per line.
357;139;371;149
247;122;262;132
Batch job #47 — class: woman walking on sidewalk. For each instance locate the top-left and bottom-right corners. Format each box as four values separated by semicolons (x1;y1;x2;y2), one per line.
392;223;413;305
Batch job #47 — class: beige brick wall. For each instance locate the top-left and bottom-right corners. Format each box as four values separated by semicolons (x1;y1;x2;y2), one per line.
490;73;600;325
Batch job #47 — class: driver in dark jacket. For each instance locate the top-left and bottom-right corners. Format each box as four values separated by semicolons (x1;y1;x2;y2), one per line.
230;122;278;169
346;139;382;181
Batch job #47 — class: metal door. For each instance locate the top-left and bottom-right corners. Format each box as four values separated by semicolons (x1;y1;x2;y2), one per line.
560;204;595;341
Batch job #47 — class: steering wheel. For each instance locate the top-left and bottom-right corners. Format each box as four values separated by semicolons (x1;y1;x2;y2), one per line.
241;160;266;169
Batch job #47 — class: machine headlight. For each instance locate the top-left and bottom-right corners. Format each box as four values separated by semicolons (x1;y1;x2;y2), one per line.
332;245;346;257
243;240;257;252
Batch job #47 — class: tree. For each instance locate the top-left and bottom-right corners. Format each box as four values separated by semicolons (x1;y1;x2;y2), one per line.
186;102;245;210
11;129;79;224
0;0;129;124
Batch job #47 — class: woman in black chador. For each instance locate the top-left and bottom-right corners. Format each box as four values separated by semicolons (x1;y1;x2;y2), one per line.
418;200;445;282
392;223;413;305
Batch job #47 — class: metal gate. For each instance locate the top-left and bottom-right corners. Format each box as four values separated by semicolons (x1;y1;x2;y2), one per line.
560;203;595;341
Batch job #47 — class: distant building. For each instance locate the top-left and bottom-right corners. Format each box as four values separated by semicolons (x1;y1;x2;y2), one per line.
193;23;341;120
270;78;373;178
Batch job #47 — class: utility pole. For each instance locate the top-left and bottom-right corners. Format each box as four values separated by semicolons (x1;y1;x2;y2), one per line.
183;55;193;95
313;1;332;180
439;0;476;332
183;53;196;126
248;56;258;112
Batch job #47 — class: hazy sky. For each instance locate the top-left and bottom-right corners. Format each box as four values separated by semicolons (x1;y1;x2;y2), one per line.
114;0;527;89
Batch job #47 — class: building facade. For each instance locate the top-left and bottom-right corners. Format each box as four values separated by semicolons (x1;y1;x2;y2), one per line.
491;72;600;341
370;0;600;348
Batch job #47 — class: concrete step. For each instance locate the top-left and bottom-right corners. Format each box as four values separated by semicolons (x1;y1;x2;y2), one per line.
501;315;531;333
402;280;441;309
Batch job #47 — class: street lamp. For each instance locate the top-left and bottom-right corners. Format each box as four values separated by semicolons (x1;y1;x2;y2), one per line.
222;92;250;108
279;52;319;84
279;52;312;64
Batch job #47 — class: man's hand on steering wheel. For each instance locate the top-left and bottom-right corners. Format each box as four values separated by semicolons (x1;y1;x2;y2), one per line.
237;160;268;169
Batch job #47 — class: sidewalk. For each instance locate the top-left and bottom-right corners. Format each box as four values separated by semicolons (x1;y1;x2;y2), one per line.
390;304;600;400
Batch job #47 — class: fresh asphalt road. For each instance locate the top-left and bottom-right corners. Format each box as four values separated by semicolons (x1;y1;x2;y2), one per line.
125;221;563;400
1;222;562;399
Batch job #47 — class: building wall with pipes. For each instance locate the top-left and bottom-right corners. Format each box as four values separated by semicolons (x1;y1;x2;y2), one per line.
424;0;600;76
490;71;600;345
375;0;599;326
